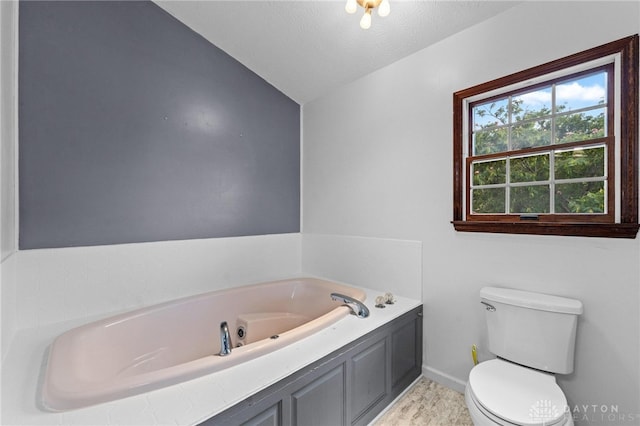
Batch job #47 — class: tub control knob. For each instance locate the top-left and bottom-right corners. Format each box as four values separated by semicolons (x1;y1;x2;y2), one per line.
384;292;395;304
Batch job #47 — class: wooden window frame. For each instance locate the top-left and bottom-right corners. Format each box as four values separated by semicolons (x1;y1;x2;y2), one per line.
452;35;639;238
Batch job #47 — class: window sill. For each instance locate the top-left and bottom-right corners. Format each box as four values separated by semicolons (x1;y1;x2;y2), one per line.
451;221;639;238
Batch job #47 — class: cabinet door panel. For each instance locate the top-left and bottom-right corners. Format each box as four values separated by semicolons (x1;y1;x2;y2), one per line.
241;403;280;426
351;338;387;422
291;364;345;426
392;317;419;388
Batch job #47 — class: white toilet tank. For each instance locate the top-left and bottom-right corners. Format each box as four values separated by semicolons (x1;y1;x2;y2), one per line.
481;287;583;374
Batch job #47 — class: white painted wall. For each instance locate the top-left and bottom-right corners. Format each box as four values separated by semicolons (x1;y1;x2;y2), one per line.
13;234;302;330
302;233;422;300
0;1;16;263
1;0;18;362
303;1;640;420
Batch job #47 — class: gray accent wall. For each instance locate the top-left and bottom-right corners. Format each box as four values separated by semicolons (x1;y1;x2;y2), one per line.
19;1;300;249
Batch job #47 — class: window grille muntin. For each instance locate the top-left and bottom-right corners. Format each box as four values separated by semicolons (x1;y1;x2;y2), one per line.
468;66;611;217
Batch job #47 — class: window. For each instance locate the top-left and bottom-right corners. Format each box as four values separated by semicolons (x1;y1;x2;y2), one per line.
453;35;638;238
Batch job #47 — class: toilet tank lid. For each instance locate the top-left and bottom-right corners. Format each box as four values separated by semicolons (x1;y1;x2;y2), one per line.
481;287;583;315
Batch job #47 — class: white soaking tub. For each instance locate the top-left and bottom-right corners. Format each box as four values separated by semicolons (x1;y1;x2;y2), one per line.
41;277;367;411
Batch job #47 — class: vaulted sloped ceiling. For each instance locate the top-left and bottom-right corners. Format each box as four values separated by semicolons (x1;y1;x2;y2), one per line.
155;1;520;104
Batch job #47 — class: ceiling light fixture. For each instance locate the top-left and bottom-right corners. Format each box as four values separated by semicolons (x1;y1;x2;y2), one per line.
345;0;390;30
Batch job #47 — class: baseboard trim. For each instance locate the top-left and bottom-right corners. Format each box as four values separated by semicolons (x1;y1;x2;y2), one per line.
422;365;467;394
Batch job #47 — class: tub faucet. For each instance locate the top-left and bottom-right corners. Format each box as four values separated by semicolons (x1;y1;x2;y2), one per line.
331;293;370;318
219;321;232;356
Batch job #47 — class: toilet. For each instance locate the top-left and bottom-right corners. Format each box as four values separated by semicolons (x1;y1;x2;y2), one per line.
465;287;583;426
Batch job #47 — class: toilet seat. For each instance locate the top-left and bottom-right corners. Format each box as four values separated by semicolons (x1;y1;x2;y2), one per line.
468;359;568;426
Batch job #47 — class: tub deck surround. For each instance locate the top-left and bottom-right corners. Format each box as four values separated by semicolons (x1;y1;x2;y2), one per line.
42;278;365;411
1;281;421;426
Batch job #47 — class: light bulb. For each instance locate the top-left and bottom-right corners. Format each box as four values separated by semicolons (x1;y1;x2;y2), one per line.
345;0;357;14
378;0;390;17
359;10;372;29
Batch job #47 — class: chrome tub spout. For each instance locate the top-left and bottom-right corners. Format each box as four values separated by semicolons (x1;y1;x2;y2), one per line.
219;321;232;356
330;293;370;318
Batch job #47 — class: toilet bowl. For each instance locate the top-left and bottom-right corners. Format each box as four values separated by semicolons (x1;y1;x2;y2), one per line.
465;359;573;426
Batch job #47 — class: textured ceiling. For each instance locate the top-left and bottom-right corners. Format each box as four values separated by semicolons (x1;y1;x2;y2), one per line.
155;1;520;104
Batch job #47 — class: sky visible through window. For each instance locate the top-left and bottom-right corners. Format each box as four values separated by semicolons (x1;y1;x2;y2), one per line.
473;73;606;129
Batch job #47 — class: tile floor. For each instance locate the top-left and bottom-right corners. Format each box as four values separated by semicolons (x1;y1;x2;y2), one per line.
373;377;473;426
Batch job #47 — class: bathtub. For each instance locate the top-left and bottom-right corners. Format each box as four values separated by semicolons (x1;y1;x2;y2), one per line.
41;277;366;411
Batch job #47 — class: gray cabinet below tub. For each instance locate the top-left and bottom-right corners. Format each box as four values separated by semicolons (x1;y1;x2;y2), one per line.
203;305;423;426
